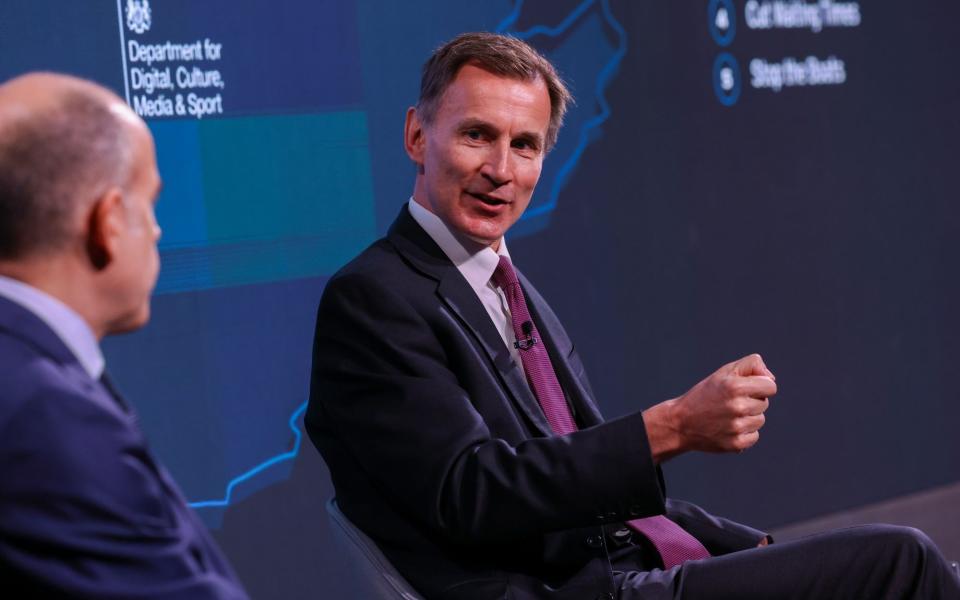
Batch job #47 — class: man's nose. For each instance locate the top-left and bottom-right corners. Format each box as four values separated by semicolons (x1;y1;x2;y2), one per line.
479;142;511;186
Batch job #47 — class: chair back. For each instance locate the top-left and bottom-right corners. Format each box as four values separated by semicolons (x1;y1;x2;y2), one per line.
325;498;424;600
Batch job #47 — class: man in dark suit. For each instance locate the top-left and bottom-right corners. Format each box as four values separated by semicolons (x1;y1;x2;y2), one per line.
307;33;960;598
0;73;248;599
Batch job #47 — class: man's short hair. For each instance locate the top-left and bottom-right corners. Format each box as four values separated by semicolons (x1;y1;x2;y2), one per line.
417;32;572;152
0;86;131;259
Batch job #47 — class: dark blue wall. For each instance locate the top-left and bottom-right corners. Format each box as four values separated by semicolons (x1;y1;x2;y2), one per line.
2;1;958;597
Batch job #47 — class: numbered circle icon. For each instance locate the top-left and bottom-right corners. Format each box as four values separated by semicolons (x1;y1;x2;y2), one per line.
713;52;741;106
708;0;736;47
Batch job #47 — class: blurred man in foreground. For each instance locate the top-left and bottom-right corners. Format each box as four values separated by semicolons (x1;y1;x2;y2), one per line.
0;73;247;599
308;33;960;599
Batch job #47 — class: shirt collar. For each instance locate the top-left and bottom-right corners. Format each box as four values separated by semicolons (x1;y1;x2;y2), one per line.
0;275;105;379
407;198;510;294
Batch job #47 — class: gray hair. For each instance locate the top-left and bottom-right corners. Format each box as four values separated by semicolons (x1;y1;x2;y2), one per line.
417;32;572;152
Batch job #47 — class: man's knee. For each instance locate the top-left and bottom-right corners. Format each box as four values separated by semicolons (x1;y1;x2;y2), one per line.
835;524;960;596
856;524;943;570
868;525;936;553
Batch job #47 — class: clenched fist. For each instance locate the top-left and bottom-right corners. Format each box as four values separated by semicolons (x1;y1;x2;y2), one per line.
643;354;777;463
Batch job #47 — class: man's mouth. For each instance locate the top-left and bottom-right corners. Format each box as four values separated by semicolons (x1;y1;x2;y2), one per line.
467;192;509;206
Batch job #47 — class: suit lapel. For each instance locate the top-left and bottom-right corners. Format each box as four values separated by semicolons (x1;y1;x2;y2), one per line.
0;295;80;367
518;271;605;428
0;295;132;420
434;274;552;436
387;207;552;437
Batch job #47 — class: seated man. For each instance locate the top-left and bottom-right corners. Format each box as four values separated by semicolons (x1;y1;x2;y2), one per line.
0;73;248;599
307;33;960;598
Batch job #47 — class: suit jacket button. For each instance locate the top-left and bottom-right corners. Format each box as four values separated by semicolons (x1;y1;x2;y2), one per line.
611;528;632;544
585;535;603;548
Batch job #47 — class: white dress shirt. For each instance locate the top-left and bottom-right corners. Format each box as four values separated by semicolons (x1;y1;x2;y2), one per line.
407;198;523;368
0;274;105;379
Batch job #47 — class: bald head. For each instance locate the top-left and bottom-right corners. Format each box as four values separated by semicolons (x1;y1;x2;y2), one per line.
0;73;142;259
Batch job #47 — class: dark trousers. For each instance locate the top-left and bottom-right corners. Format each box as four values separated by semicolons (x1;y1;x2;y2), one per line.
615;525;960;599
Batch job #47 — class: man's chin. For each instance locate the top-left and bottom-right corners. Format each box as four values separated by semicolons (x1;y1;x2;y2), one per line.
459;218;512;249
462;231;503;250
107;306;151;336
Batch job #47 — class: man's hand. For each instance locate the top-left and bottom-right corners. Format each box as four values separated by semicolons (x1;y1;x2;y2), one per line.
643;354;777;463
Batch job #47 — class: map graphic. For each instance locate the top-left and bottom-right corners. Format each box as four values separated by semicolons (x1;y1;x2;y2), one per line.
5;3;960;599
0;0;627;528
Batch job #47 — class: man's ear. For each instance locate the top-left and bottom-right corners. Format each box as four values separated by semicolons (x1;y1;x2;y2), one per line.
404;106;426;173
85;188;124;271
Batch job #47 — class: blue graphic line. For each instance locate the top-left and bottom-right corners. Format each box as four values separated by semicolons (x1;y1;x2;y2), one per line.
189;400;308;509
500;0;595;38
500;0;628;221
495;0;523;33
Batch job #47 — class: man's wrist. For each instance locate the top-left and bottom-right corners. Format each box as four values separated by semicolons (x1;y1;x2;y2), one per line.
643;399;685;464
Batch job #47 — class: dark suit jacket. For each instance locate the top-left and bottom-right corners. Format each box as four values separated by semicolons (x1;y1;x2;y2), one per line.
0;295;247;599
308;207;765;599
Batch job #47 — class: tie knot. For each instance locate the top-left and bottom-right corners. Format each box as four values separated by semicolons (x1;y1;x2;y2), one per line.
491;255;519;290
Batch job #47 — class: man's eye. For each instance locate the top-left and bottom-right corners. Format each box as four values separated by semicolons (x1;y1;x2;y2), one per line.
465;130;483;140
513;139;536;152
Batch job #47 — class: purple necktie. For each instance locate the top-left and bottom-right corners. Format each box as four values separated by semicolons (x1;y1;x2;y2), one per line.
491;256;710;569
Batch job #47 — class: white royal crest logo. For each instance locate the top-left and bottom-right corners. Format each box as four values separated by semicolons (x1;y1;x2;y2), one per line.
126;0;152;34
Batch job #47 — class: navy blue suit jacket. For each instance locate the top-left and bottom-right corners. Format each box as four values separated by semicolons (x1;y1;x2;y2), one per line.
307;207;765;599
0;295;247;599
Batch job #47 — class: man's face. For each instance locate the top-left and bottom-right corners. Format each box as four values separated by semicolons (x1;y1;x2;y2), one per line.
107;118;162;334
408;64;551;248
